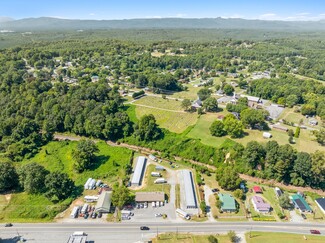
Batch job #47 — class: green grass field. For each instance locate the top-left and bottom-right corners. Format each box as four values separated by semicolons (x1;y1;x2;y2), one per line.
186;112;323;153
21;140;132;186
246;232;325;243
134;96;184;111
134;105;198;133
186;113;228;147
152;233;231;243
1;141;132;222
0;193;71;222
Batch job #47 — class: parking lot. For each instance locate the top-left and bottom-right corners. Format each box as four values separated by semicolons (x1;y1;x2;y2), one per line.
121;202;177;223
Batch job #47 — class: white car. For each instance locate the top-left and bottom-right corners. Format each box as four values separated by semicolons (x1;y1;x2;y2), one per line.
155;213;162;217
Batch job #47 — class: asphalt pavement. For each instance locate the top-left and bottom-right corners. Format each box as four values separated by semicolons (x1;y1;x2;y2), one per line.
1;221;325;243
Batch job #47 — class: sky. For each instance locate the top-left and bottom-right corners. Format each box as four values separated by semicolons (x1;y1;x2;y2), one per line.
1;0;325;21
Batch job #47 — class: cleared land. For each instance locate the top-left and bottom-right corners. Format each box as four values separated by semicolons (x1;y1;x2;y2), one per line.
246;232;325;243
133;96;198;133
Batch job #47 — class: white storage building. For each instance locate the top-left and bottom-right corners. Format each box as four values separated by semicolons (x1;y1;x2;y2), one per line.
131;156;147;186
182;170;197;209
84;178;92;190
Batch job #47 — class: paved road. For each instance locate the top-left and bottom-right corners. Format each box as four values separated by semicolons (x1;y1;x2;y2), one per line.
1;222;324;243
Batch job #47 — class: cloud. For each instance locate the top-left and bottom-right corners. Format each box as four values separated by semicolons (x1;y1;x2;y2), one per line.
258;13;277;20
145;16;162;19
89;13;95;16
221;14;244;19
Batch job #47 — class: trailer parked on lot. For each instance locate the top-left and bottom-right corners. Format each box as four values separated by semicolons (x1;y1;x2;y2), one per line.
149;154;158;162
176;208;191;220
155;165;165;171
70;206;80;218
154;178;167;184
88;179;96;189
84;195;99;202
81;204;89;214
151;172;161;177
95;180;102;187
84;178;92;190
67;232;87;243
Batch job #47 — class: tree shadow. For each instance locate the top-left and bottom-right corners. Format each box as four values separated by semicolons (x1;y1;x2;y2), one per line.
72;185;84;198
0;236;23;243
89;155;110;171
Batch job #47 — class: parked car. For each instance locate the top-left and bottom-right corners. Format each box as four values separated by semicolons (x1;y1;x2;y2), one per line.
136;204;140;209
84;213;89;219
155;213;163;217
211;188;219;193
91;212;97;219
140;226;150;230
4;223;13;227
98;212;102;218
310;230;321;234
301;213;307;220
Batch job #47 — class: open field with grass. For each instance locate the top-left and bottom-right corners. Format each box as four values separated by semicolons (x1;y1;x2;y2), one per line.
21;141;132;186
134;96;184;111
278;107;321;129
186;113;228;147
246;231;325;243
1;141;132;222
136;164;171;201
0;193;71;222
152;233;231;243
134;104;198;133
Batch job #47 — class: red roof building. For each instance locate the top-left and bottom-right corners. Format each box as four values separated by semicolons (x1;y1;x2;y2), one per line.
253;186;262;193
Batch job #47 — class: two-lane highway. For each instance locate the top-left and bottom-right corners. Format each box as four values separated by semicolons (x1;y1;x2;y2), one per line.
1;221;325;243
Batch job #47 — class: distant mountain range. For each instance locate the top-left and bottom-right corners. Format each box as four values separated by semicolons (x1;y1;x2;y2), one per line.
0;17;325;31
0;16;14;23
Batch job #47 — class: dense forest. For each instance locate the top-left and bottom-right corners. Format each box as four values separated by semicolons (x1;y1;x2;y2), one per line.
0;36;324;189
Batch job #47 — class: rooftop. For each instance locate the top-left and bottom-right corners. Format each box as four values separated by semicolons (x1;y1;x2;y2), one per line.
219;193;236;211
315;198;325;210
131;156;147;185
253;186;262;193
291;194;312;212
182;170;197;208
252;196;271;211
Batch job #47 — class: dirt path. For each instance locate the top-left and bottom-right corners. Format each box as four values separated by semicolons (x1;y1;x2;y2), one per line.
130;103;187;113
54;134;325;196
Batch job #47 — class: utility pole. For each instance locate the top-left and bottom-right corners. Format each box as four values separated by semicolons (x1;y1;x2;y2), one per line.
176;226;178;240
249;226;252;238
157;226;158;239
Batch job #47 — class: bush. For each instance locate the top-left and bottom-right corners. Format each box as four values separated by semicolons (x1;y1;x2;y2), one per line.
132;90;145;99
208;235;218;243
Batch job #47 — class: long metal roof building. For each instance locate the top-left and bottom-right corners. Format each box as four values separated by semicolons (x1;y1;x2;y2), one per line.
131;156;147;186
182;170;197;209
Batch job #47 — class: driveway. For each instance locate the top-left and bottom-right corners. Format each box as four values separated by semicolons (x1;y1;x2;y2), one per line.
204;185;216;222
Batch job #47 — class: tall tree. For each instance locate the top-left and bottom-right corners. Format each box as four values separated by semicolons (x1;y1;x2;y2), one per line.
0;162;18;192
72;139;99;173
134;114;161;141
203;97;218;112
243;141;265;169
181;99;192;111
210;120;226;137
44;172;75;202
18;163;49;194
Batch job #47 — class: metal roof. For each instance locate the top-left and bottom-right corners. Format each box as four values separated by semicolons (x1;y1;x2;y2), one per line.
131;156;147;186
290;194;312;212
219;193;236;211
95;191;112;213
182;170;197;208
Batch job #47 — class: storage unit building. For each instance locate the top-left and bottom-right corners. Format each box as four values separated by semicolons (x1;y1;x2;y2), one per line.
95;191;112;213
131;156;147;186
182;170;197;209
135;192;165;203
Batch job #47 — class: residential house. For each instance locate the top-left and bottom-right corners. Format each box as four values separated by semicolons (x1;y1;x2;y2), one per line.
315;198;325;215
251;196;271;213
290;194;312;213
219;193;237;212
253;186;263;194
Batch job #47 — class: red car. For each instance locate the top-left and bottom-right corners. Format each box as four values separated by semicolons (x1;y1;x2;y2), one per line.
310;230;321;234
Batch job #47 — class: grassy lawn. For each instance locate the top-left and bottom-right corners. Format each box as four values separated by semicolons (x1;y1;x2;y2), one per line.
136;164;171;202
246;232;325;243
134;105;198;133
21;140;132;187
186;113;228;147
134;96;184;111
0;193;71;222
152;233;231;243
170;84;202;100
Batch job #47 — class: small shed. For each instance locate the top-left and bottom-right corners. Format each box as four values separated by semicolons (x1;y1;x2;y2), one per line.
263;132;272;139
253;186;263;194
